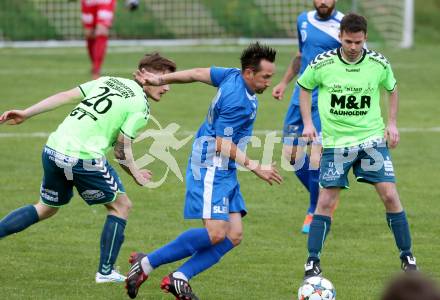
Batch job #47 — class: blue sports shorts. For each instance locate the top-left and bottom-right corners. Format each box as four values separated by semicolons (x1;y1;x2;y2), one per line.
283;104;321;146
184;157;247;221
40;146;125;207
319;139;396;188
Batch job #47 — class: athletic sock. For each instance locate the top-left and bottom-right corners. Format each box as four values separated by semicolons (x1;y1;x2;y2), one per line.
294;154;311;192
98;215;126;275
147;228;212;268
0;205;39;238
86;37;95;63
93;35;108;75
140;256;154;275
307;214;332;259
177;237;234;280
308;169;320;214
386;211;413;258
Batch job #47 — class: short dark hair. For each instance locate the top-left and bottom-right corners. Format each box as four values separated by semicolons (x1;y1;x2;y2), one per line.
381;273;440;300
138;52;176;73
240;42;276;72
340;13;368;34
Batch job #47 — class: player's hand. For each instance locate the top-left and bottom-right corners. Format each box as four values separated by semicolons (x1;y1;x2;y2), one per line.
385;123;399;148
0;110;27;125
133;169;152;186
302;123;317;142
133;69;162;86
253;163;283;185
272;82;287;100
125;0;139;11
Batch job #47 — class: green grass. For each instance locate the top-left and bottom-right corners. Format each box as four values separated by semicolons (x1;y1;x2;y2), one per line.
0;44;439;299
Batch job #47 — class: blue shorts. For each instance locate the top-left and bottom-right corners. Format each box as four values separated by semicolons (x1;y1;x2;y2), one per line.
319;139;396;188
283;104;321;146
184;160;247;221
40;146;125;207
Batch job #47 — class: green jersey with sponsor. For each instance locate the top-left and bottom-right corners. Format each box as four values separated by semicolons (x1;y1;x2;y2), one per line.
297;48;396;148
46;76;149;159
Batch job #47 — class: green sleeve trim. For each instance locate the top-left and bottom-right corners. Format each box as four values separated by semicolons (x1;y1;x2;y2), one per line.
120;129;135;140
79;85;86;97
386;82;397;92
297;81;314;91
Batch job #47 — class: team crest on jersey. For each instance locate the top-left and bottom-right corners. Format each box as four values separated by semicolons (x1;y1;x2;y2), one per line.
300;30;307;42
364;83;375;94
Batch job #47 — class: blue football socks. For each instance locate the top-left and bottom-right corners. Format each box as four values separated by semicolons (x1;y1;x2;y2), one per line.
386;211;413;258
99;215;126;275
177;237;234;280
147;228;212;268
308;169;320;214
0;205;39;238
294;154;311;192
294;154;320;215
307;214;332;259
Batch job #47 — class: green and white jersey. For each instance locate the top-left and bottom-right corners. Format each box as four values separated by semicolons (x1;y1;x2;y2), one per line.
46;76;149;159
297;48;396;148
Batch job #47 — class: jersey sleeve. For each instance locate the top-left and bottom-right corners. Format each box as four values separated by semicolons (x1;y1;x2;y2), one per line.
214;102;246;138
380;63;397;92
210;67;235;87
78;79;98;97
297;64;318;90
297;16;304;53
120;97;149;139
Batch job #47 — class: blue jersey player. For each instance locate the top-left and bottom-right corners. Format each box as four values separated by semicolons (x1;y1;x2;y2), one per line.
126;43;283;300
272;0;343;234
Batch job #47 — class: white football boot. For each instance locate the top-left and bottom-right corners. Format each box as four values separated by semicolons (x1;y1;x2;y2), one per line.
95;269;126;283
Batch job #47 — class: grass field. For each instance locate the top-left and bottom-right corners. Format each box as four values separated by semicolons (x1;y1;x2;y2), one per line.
0;44;439;300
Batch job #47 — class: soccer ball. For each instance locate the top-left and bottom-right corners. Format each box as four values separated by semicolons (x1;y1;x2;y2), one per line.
298;276;336;300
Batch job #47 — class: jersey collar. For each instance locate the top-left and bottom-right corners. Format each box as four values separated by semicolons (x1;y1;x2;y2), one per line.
337;47;367;65
240;75;256;100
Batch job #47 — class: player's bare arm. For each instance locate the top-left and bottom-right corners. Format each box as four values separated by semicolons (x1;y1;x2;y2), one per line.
114;133;152;186
215;137;283;185
0;87;82;125
272;52;301;100
134;68;212;86
385;87;399;148
298;87;317;139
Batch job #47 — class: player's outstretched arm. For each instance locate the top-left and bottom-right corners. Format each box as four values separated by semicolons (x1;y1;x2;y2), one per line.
0;87;82;125
216;137;283;185
299;87;317;140
385;87;400;148
272;52;301;100
134;68;212;86
114;133;152;186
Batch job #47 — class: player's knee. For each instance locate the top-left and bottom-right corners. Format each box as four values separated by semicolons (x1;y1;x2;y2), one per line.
309;154;321;170
119;197;133;216
106;195;132;218
34;202;58;220
84;29;94;39
227;231;243;246
208;228;227;245
316;194;337;215
95;25;109;37
282;146;297;165
380;189;400;208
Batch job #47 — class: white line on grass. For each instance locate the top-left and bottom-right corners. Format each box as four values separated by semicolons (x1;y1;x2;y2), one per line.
1;127;440;139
